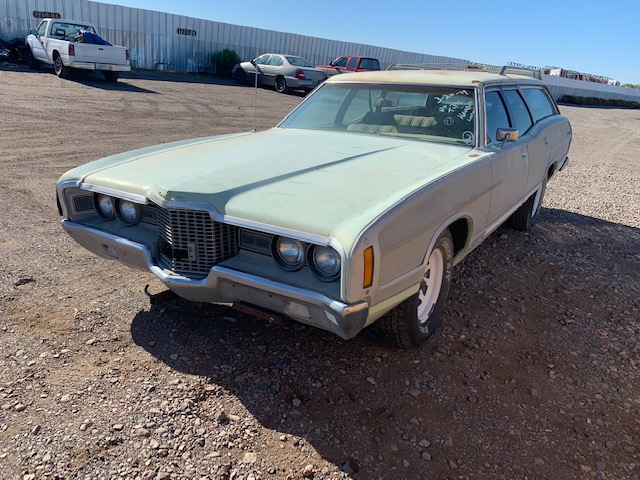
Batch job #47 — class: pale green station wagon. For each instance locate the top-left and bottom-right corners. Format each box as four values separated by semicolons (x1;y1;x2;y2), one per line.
56;67;571;348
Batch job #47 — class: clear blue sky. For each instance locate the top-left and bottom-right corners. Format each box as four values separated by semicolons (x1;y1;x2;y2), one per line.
103;0;639;84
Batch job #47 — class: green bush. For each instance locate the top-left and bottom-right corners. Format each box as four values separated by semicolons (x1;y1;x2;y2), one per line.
559;95;640;109
211;49;241;78
622;83;640;89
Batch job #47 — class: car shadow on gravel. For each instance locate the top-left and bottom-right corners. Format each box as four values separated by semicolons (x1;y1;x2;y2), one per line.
129;207;639;476
66;71;159;93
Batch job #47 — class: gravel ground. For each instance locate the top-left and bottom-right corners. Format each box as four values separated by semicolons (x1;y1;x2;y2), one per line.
0;64;639;480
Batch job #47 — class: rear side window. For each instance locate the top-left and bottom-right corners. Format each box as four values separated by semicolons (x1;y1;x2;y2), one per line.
347;57;357;69
359;58;380;70
522;88;556;121
502;89;533;135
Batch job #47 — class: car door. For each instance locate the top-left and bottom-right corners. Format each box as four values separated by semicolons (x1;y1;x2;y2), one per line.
251;54;271;85
262;55;284;86
520;86;572;192
30;20;49;62
485;89;530;225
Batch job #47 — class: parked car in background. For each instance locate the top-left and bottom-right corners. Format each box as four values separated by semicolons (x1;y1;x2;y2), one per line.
317;56;380;77
56;66;571;348
232;53;326;93
26;18;130;81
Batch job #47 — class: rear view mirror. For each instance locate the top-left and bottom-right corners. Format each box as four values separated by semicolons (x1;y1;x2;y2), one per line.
373;97;399;107
496;128;519;143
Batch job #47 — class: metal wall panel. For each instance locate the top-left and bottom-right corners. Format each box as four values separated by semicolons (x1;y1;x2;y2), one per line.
542;74;640;102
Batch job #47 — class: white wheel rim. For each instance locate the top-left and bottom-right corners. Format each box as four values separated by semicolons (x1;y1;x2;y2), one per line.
417;248;444;323
531;187;542;218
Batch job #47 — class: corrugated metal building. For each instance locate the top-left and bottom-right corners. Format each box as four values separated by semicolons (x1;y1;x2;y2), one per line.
2;0;639;102
0;0;470;72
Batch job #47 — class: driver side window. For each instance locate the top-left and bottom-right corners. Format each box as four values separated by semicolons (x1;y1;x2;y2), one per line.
37;21;48;36
255;55;270;65
485;91;511;146
333;57;348;68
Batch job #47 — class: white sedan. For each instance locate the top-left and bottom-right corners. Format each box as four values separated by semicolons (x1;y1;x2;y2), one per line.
232;53;326;93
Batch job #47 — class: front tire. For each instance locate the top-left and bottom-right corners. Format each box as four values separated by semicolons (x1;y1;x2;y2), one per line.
234;68;246;84
53;53;68;78
376;229;454;348
507;179;546;231
275;76;287;93
27;48;41;70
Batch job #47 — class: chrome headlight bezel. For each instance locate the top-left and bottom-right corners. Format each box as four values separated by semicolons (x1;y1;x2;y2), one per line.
93;193;116;220
272;236;305;271
115;199;141;226
307;245;341;281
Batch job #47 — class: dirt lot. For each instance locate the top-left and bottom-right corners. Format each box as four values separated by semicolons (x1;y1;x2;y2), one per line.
0;65;639;480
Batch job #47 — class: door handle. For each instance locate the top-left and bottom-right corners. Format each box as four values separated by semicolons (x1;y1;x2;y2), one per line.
544;136;549;145
521;149;527;158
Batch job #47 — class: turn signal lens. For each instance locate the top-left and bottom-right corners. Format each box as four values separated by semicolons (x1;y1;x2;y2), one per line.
363;246;374;288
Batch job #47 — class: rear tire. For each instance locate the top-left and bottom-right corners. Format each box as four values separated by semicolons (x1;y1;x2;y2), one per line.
376;229;454;348
53;53;68;78
275;76;287;93
103;71;119;82
507;179;546;231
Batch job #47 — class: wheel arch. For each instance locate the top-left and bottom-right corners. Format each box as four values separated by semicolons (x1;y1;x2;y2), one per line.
423;213;473;266
447;217;470;258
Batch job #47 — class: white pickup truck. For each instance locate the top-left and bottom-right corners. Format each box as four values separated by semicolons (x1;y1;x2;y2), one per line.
26;18;130;81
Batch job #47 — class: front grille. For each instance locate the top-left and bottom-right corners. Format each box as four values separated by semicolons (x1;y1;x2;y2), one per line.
73;194;94;213
156;207;238;279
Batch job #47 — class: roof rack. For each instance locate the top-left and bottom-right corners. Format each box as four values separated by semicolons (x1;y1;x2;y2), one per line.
386;62;542;80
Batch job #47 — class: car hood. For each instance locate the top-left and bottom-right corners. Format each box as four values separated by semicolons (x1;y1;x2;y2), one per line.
66;129;484;245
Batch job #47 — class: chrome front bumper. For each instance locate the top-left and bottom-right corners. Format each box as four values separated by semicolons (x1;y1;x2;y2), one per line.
62;220;369;339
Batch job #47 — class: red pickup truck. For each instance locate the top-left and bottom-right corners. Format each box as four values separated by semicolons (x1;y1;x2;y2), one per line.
316;56;380;77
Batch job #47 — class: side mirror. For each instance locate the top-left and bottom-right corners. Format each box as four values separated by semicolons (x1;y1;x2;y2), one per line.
250;58;256;66
496;128;519;147
29;29;38;36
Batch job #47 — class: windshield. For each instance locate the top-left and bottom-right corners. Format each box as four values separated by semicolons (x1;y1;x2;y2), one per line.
279;83;477;146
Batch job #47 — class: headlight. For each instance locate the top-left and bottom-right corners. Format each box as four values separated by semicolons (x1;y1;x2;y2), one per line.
94;194;115;220
116;199;141;226
273;236;305;271
308;245;341;281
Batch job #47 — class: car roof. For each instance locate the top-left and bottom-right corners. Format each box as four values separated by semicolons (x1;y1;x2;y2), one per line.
325;69;543;88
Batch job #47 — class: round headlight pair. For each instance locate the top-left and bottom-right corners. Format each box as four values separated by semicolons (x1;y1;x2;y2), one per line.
94;194;141;226
272;236;340;281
